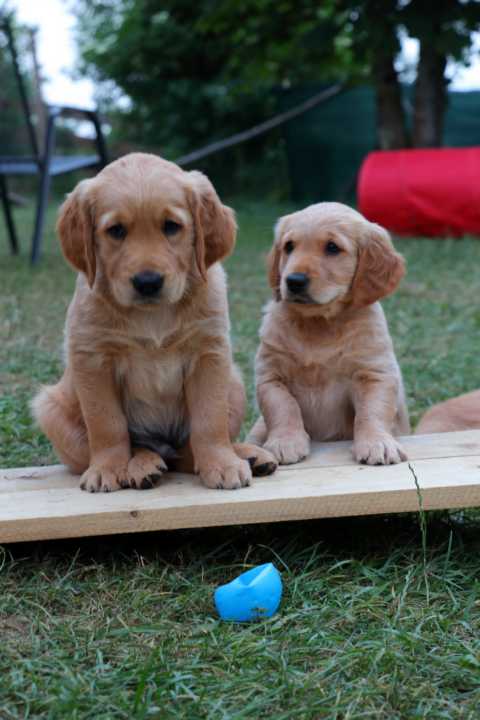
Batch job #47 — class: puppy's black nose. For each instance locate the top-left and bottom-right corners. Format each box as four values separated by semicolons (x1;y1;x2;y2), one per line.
286;273;309;294
131;271;164;297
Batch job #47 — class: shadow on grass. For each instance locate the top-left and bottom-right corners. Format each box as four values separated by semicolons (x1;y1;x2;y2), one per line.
4;510;479;571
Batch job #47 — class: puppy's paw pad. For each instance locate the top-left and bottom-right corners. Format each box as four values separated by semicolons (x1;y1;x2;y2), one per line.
130;473;162;490
249;447;278;476
254;461;278;477
264;433;310;465
128;472;163;490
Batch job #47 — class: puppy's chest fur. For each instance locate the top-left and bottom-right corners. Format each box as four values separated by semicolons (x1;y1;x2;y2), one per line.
278;339;355;441
115;343;190;451
116;346;186;414
104;314;205;450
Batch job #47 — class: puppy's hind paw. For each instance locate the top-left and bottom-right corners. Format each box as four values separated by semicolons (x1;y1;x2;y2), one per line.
127;449;167;490
233;442;278;477
249;453;278;477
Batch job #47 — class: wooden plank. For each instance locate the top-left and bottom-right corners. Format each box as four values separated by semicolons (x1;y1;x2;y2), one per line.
2;429;479;493
0;430;479;543
281;429;480;470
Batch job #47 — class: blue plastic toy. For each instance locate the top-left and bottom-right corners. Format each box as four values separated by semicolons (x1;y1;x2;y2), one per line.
214;562;282;621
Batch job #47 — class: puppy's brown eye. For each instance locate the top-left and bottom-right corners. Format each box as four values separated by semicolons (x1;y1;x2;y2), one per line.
164;220;182;236
325;240;341;255
284;240;295;254
107;224;127;240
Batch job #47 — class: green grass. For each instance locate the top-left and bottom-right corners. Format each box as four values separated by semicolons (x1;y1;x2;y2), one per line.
1;198;480;718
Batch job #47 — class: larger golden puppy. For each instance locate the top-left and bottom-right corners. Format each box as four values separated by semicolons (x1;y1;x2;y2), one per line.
248;202;410;465
33;153;276;492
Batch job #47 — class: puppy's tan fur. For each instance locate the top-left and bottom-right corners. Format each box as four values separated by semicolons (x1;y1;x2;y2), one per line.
417;390;480;434
32;153;275;492
248;202;410;465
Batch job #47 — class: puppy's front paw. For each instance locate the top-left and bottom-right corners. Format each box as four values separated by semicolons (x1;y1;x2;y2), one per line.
198;450;252;490
354;434;407;465
264;431;310;465
80;464;127;493
126;449;167;490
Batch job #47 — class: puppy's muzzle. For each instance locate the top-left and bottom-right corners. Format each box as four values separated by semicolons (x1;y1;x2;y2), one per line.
131;271;164;299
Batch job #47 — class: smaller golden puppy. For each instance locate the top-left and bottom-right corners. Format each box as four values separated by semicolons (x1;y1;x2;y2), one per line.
248;202;410;465
417;390;480;434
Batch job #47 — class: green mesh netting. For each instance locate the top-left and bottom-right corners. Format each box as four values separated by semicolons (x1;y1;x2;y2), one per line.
279;84;480;204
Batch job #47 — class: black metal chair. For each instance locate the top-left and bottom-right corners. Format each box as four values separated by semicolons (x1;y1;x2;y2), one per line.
0;15;108;263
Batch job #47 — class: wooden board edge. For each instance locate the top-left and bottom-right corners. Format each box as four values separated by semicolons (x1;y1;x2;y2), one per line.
2;429;480;485
2;480;480;544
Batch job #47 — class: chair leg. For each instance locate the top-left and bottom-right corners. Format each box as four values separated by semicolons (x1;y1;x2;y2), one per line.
30;167;52;265
0;175;19;255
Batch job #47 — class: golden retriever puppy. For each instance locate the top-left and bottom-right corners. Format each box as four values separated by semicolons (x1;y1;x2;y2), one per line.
32;153;276;492
416;390;480;434
247;202;410;465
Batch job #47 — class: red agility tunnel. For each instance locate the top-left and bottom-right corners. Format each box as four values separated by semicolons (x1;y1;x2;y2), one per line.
358;147;480;237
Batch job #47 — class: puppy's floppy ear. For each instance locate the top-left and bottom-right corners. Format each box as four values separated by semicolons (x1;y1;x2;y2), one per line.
268;215;290;301
187;171;237;280
268;218;283;301
57;179;96;288
267;244;282;301
351;222;405;308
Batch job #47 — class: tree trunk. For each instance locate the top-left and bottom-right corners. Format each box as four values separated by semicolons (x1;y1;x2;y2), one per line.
372;51;410;150
413;41;447;147
28;28;47;154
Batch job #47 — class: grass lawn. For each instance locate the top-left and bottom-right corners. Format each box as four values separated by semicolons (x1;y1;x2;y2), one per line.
1;196;480;718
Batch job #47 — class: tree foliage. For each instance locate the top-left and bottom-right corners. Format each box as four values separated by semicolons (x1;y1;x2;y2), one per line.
73;0;281;156
0;18;35;155
72;0;480;179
